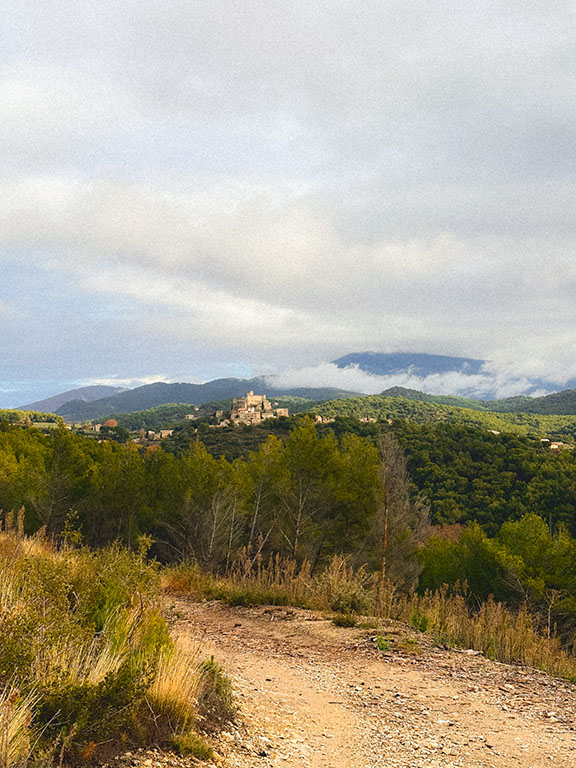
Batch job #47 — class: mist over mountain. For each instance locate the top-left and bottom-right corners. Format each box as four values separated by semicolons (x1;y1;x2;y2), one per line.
26;351;576;420
332;352;485;377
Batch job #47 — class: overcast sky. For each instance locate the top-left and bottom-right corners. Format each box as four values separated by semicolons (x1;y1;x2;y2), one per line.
1;1;576;406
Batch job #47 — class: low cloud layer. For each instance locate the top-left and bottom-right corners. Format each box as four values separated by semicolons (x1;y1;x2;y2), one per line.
269;363;549;400
1;2;575;405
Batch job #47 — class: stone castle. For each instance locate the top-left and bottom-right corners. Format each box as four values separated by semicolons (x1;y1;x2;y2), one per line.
229;391;289;425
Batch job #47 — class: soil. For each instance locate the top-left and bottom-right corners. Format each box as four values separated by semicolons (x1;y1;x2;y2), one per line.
167;599;576;768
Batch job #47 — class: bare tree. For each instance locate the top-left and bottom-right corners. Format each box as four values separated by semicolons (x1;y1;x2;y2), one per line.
375;431;430;590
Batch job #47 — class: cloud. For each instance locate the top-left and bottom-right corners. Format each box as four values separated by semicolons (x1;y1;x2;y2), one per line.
79;374;176;389
268;362;544;400
1;1;575;398
1;174;576;378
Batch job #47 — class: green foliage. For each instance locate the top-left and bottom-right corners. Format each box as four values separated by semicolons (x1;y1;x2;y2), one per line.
170;732;214;760
418;513;576;645
315;394;576;440
409;610;429;633
197;657;236;728
0;410;61;425
0;531;203;764
374;635;391;651
331;613;358;627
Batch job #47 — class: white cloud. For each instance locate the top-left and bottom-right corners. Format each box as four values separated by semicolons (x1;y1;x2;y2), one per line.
1;1;575;395
268;363;544;400
80;374;176;389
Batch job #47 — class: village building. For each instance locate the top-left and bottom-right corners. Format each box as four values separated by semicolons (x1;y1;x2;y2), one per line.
228;391;289;425
550;441;574;452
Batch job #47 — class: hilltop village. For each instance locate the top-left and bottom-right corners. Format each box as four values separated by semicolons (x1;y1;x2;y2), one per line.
212;391;289;427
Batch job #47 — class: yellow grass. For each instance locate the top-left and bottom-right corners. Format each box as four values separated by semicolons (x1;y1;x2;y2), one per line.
146;644;201;732
0;689;38;768
168;552;576;681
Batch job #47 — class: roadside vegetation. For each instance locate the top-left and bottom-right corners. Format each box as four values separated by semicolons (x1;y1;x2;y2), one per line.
0;521;232;768
164;550;576;681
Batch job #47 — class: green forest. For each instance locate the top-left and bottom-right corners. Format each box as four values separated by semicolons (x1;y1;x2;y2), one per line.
3;415;576;648
315;394;576;439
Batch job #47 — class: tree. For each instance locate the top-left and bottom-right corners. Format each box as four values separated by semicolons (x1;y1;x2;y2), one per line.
374;431;430;589
274;419;343;562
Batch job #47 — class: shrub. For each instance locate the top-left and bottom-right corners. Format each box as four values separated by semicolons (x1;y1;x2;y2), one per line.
374;636;391;652
332;613;357;628
0;530;224;765
170;732;214;760
196;657;236;730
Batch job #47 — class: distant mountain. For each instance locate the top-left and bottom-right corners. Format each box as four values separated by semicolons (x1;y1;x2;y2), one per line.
56;378;358;420
20;385;127;413
333;352;486;377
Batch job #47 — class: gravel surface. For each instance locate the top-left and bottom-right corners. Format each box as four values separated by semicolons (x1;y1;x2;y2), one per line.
137;599;576;768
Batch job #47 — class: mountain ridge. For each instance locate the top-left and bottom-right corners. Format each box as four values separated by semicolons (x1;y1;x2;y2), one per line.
333;351;486;376
20;385;128;413
56;378;358;420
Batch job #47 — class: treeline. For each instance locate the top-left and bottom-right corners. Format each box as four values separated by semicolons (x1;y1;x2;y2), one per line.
5;418;576;556
0;408;61;424
420;515;576;648
171;418;576;535
0;419;415;576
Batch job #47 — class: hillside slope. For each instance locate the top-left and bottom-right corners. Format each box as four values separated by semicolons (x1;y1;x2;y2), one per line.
20;385;127;412
380;386;576;416
316;394;576;438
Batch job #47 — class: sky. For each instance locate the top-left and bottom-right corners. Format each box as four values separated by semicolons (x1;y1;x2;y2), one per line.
1;1;576;406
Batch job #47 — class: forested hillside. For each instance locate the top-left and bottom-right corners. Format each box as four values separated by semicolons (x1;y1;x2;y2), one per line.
0;408;61;425
379;386;576;415
316;395;576;438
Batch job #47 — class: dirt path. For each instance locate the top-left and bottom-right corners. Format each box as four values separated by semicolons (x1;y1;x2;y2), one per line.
172;599;576;768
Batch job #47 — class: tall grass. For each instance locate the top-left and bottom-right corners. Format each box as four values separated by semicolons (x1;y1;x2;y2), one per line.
0;525;234;766
0;689;38;768
165;550;576;681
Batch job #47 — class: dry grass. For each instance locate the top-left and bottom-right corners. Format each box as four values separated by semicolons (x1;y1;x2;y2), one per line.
145;645;201;733
0;688;38;768
31;639;125;689
390;587;576;679
167;552;576;681
0;526;233;766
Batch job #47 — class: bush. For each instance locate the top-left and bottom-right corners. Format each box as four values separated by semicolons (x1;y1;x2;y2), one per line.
0;530;224;765
332;613;357;628
374;636;391;652
170;732;214;760
196;657;236;730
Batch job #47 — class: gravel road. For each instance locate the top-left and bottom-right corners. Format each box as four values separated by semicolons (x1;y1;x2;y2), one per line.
171;599;576;768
